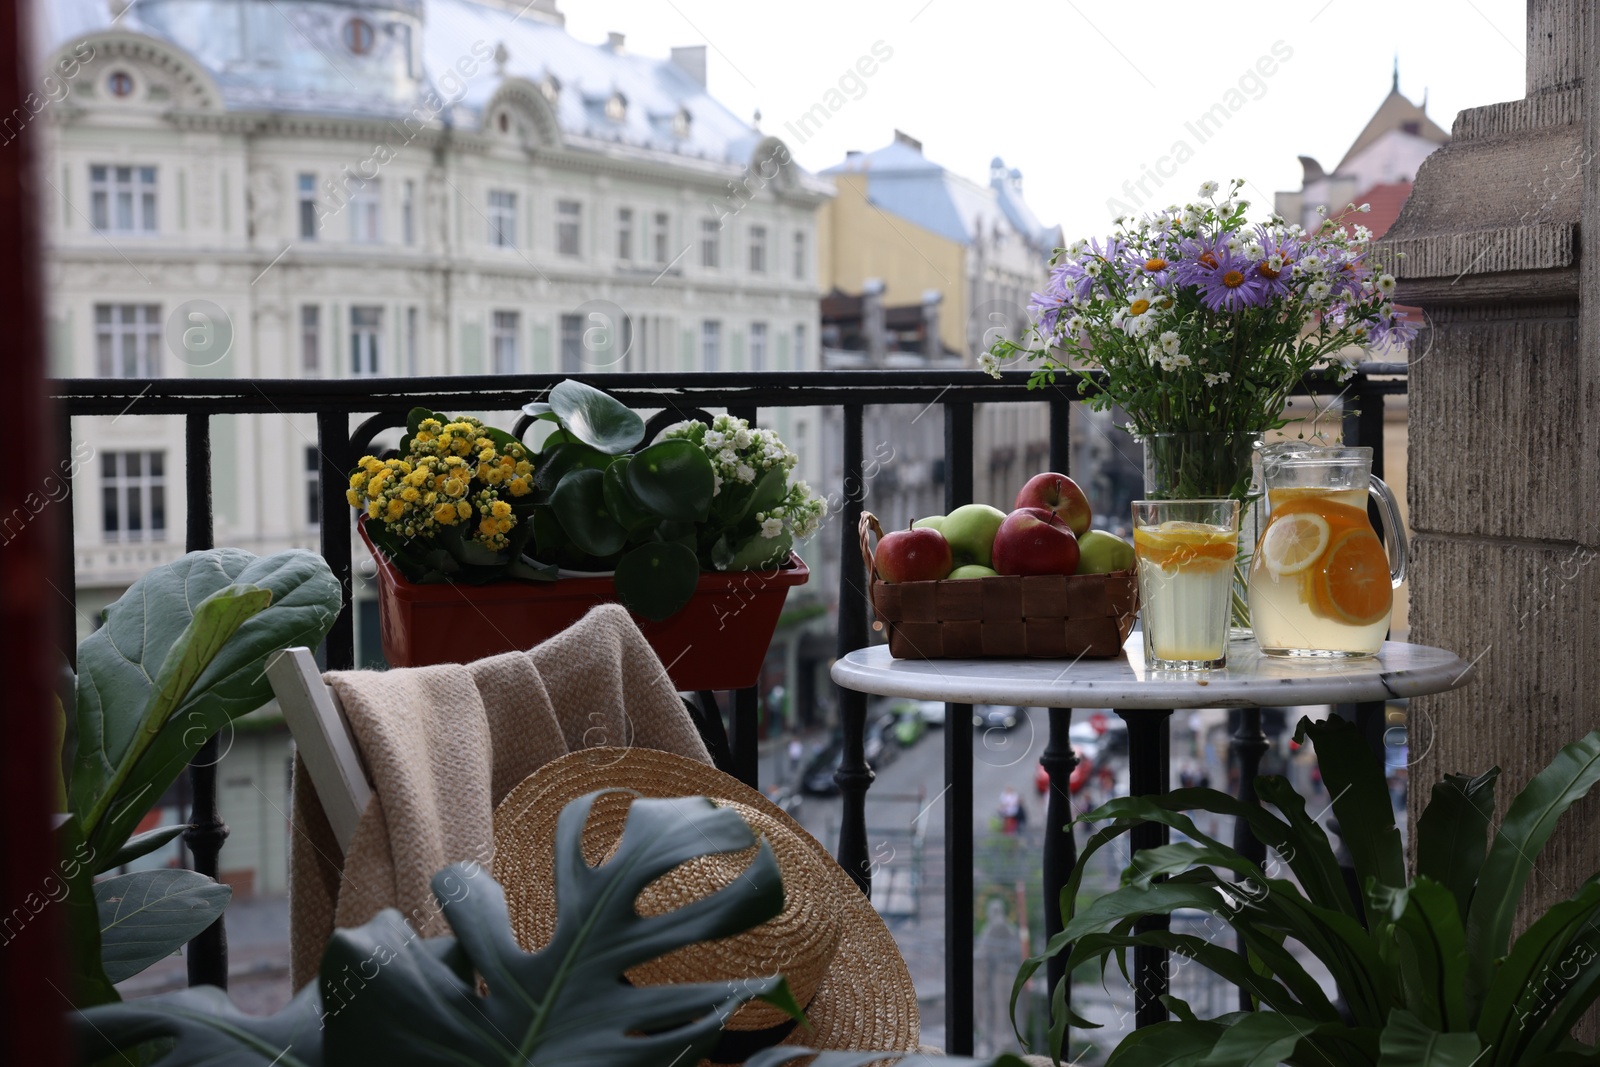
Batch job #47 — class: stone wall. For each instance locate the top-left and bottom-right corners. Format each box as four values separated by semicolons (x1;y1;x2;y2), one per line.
1380;0;1599;1037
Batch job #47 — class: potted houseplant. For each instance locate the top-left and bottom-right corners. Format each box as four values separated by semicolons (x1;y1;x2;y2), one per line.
1013;714;1600;1066
55;548;340;1008
351;380;824;689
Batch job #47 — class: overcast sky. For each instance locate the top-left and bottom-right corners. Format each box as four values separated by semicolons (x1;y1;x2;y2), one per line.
562;0;1527;241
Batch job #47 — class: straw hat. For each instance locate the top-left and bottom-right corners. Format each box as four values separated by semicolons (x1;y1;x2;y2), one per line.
492;747;920;1065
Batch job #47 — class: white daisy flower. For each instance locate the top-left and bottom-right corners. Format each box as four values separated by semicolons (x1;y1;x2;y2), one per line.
1171;352;1193;368
1308;280;1332;300
1159;330;1181;355
1199;180;1219;198
1376;273;1397;295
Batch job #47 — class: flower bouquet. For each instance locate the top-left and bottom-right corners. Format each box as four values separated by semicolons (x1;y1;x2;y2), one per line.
984;178;1414;499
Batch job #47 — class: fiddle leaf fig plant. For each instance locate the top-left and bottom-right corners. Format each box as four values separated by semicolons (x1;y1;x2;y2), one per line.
62;548;341;1005
1014;715;1600;1067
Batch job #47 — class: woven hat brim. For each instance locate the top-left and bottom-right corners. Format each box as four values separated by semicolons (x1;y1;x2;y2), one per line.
491;747;920;1061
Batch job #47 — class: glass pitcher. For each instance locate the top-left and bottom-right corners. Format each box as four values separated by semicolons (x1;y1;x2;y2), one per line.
1246;444;1406;657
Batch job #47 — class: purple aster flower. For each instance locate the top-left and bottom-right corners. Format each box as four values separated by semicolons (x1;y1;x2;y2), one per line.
1170;234;1229;288
1196;247;1272;312
1326;249;1369;298
1368;307;1417;349
1252;226;1300;298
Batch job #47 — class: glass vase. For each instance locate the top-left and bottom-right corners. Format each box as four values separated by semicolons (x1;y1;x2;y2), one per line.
1141;430;1266;636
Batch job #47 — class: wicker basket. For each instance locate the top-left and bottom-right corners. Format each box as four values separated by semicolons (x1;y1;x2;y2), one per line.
860;512;1138;660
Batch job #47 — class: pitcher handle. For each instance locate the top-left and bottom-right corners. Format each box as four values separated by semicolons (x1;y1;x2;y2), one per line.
1368;475;1407;588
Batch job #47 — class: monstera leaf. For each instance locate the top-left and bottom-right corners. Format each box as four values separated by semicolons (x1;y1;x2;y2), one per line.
70;549;341;867
70;793;799;1067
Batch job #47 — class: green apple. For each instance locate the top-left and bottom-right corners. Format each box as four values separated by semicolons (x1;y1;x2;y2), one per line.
1075;529;1136;574
941;503;1007;568
947;564;999;580
912;515;946;533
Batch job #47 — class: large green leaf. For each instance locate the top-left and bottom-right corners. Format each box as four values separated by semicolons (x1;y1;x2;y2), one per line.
1372;877;1469;1031
69;983;326;1066
1416;768;1499;923
325;798;796;1066
1377;1009;1482;1067
71;549;340;865
1296;715;1405;918
79;584;270;861
545;379;645;454
1466;732;1600;1008
71;793;805;1067
1195;1010;1308;1067
549;468;629;558
614;541;701;621
601;458;657;533
1478;877;1600;1064
532;441;614;492
1105;1021;1226;1067
107;824;189;869
95;869;232;983
625;439;715;522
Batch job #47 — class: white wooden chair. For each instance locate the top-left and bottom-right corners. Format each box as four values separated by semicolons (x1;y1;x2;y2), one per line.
265;647;372;852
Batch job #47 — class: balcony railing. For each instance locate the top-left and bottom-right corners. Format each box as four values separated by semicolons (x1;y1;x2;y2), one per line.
51;365;1408;1055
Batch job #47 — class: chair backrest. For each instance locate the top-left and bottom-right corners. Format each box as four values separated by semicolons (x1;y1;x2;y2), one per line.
265;647;372;852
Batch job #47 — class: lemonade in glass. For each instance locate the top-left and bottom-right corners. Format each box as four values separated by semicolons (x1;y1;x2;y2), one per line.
1132;499;1240;670
1247;446;1406;657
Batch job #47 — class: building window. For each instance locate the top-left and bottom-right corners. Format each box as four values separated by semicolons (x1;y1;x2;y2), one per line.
101;451;166;543
492;311;520;374
653;212;670;263
605;92;627;122
557;200;582;256
94;304;161;378
305;446;322;529
298;173;318;240
489;189;516;248
793;230;807;279
794;323;807;366
350;306;382;376
750;322;768;372
300;305;320;373
90;165;157;234
748;225;768;274
402;180;416;245
559;313;584;372
343;17;375;55
616;207;633;261
406;306;419;376
108;71;134;98
701;320;721;373
349;179;381;243
700;218;720;269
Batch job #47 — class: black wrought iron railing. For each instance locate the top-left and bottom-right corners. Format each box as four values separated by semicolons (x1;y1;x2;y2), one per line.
51;365;1407;1053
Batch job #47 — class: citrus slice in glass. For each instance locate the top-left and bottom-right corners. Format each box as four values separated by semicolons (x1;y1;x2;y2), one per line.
1258;512;1330;578
1314;529;1392;626
1133;521;1235;570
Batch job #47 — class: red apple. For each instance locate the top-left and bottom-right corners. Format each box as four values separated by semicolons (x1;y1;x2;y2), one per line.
875;527;953;583
992;507;1081;577
1015;472;1092;536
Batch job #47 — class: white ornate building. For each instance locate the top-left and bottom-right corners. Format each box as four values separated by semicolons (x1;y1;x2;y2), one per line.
41;0;832;634
38;0;832;897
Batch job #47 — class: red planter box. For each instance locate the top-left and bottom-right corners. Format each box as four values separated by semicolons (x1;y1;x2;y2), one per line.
360;521;808;691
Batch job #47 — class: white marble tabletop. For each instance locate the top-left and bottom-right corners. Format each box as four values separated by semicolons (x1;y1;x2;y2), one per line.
830;635;1476;710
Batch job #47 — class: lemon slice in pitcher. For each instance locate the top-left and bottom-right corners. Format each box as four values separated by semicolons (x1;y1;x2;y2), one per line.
1259;512;1330;578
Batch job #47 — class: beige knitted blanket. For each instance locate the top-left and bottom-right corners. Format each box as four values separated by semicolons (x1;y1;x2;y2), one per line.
287;604;712;988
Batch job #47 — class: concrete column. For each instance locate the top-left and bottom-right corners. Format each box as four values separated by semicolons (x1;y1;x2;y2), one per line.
862;277;885;365
1379;0;1598;1007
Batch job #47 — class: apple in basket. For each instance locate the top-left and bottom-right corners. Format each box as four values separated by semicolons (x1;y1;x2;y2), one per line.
992;507;1081;577
875;527;953;583
1014;472;1092;536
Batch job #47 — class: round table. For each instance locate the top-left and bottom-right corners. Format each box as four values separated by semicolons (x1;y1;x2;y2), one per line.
831;637;1475;709
829;635;1476;1033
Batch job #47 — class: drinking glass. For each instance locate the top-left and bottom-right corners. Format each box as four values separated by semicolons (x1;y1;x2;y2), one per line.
1133;499;1241;670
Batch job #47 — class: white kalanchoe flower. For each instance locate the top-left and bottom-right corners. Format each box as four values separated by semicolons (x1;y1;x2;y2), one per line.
1199;180;1219;198
760;516;784;538
704;429;725;450
735;463;756;484
717;448;738;467
734;427;752;449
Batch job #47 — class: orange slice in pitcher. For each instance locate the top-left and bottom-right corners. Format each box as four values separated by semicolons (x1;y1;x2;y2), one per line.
1258;512;1330;578
1314;529;1392;626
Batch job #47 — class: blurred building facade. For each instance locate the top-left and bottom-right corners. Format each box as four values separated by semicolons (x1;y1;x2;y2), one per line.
38;0;833;893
